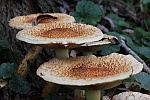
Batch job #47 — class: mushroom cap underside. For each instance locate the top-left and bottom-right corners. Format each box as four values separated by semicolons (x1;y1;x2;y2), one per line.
81;34;117;46
16;23;103;48
9;13;76;30
37;53;143;86
112;91;150;100
74;34;117;51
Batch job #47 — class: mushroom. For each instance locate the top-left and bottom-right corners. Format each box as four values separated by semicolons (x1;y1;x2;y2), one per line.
16;22;103;58
112;91;150;100
75;34;118;56
9;13;75;30
36;53;143;100
9;13;76;75
16;22;103;97
9;13;77;97
73;34;118;99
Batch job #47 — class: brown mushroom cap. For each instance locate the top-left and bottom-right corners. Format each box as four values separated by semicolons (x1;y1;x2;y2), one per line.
37;53;143;88
112;91;150;100
16;23;103;49
9;13;76;30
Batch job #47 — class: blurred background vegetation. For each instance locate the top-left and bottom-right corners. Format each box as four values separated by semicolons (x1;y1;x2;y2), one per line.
0;0;150;100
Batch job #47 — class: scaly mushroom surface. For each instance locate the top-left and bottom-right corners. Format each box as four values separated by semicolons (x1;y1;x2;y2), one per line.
37;53;143;100
9;13;76;30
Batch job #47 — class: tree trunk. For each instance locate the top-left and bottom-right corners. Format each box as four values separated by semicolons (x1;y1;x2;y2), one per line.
0;0;39;64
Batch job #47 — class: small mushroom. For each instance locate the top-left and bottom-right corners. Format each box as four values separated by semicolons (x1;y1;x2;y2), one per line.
16;22;103;58
9;13;76;30
37;53;143;100
112;91;150;100
75;34;118;56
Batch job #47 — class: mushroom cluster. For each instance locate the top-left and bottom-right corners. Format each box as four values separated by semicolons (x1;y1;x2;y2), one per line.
9;13;143;100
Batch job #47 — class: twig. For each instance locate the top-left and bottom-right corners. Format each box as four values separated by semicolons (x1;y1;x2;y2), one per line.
16;45;43;76
121;37;150;74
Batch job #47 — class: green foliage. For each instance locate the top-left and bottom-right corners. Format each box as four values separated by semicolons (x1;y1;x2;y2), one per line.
101;32;121;55
134;72;150;91
0;63;17;79
140;0;150;12
141;18;150;31
143;0;150;4
107;13;130;27
72;0;102;25
122;28;150;58
132;28;150;46
9;75;31;94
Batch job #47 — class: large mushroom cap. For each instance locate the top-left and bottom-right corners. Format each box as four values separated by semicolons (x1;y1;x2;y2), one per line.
112;91;150;100
9;13;76;30
16;23;103;49
37;53;143;89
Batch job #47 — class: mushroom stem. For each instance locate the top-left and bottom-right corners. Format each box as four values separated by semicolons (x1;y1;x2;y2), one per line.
55;49;69;59
85;90;101;100
82;52;93;56
74;51;92;100
42;48;69;97
74;89;85;100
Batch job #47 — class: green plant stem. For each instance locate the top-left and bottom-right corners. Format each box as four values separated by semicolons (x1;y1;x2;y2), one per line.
82;51;93;56
85;90;101;100
75;51;93;100
74;89;85;100
55;49;69;58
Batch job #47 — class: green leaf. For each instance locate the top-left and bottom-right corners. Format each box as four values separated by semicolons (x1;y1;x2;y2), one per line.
9;75;31;94
122;34;139;53
142;18;150;31
107;13;130;27
123;34;150;58
142;0;150;4
134;72;150;91
0;63;17;79
125;77;135;82
138;46;150;58
132;27;150;46
101;45;121;55
72;0;101;25
101;32;121;55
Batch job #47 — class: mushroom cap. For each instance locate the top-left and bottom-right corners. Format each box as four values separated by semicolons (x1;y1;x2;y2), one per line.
16;23;103;49
9;13;76;30
37;53;143;89
75;34;117;52
112;91;150;100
